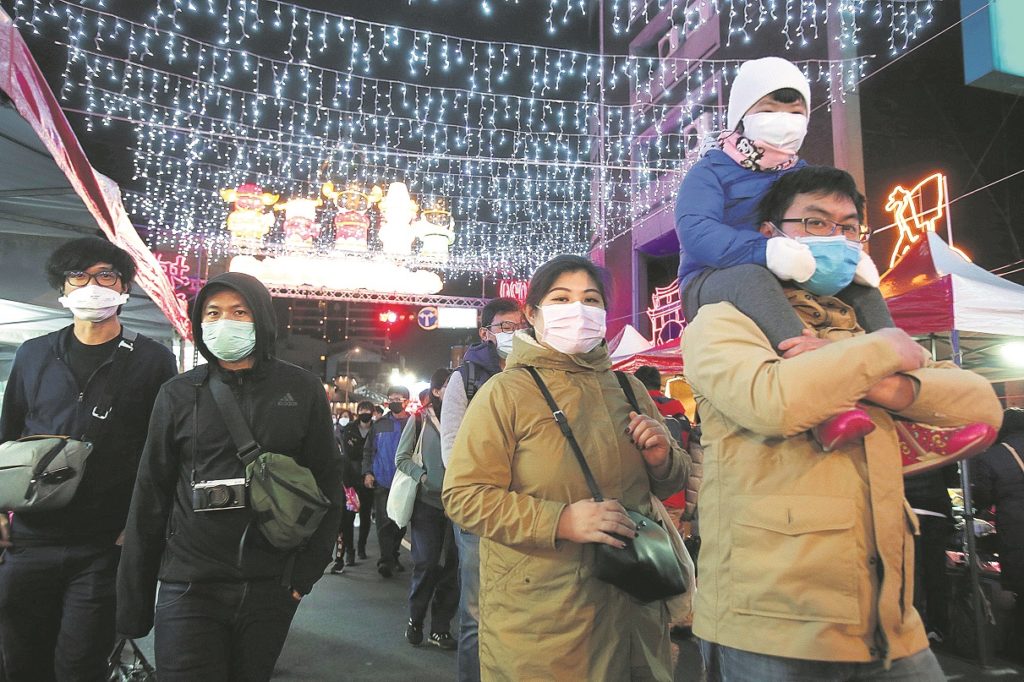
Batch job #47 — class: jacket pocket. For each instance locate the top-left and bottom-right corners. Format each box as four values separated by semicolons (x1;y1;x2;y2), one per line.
484;541;581;603
730;495;860;625
155;581;191;610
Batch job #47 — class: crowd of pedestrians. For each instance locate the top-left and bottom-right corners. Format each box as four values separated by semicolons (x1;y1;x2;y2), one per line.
0;53;1014;682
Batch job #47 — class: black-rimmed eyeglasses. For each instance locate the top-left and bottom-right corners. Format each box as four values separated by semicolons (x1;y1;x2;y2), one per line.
484;321;527;333
64;270;123;287
777;217;871;243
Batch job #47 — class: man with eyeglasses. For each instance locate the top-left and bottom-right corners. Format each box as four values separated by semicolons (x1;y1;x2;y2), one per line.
439;297;524;682
0;237;176;681
682;167;1003;679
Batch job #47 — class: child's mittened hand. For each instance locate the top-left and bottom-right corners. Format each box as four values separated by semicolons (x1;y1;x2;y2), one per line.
853;250;881;288
766;237;816;283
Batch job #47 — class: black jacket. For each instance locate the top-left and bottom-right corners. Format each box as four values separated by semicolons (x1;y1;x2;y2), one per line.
972;432;1024;554
338;420;372;488
116;273;343;638
0;325;176;544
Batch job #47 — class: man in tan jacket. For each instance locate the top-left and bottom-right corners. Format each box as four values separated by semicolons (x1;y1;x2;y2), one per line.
683;166;1003;679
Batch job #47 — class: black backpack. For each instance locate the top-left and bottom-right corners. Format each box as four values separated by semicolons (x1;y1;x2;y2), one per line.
461;360;491;404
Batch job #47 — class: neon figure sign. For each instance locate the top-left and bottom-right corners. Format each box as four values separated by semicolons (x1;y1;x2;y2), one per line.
885;172;971;267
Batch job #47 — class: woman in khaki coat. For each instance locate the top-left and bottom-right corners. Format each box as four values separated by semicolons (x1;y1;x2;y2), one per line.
442;255;690;681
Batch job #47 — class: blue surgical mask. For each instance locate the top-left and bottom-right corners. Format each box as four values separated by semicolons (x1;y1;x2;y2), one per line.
202;319;256;362
795;235;862;297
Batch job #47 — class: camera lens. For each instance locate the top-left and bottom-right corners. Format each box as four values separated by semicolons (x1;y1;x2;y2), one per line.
208;485;232;507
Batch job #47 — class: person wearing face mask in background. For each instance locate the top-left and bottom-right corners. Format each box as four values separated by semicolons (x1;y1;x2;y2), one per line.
332;401;377;573
0;237;176;681
396;368;459;650
362;386;412;577
438;296;524;681
443;256;691;681
116;272;343;681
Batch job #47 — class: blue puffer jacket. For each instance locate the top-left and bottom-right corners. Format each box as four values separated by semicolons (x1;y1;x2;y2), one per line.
362;413;409;489
675;149;806;288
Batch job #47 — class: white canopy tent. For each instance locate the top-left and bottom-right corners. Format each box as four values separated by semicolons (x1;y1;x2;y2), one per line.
608;324;654;360
882;231;1024;380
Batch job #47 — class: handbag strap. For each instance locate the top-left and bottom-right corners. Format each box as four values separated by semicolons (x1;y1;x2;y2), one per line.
614;371;642;414
1003;442;1024;477
523;366;604;503
81;327;138;442
207;371;262;466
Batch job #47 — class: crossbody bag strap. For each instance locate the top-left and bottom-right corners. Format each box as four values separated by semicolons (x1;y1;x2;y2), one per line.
1003;442;1024;477
207;371;262;466
614;371;642;414
522;366;604;502
82;328;139;441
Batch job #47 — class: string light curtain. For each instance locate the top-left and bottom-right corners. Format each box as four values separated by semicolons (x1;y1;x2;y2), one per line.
11;0;934;276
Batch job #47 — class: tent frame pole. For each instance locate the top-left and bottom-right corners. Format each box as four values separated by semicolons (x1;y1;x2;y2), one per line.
952;329;991;666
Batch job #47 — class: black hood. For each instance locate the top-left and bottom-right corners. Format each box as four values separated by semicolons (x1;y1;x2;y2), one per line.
191;272;277;365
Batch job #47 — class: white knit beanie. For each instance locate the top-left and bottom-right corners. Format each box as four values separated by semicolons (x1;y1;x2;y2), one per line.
726;57;811;131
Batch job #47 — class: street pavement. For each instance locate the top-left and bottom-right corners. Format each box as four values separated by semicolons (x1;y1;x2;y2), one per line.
127;526;1024;680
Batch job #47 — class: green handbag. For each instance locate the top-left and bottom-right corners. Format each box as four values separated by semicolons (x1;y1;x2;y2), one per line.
207;372;331;551
0;436;92;512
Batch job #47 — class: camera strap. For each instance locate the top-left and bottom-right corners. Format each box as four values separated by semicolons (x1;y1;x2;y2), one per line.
207;371;263;467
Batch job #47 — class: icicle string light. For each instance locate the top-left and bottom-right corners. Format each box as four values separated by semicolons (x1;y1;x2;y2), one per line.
10;0;931;276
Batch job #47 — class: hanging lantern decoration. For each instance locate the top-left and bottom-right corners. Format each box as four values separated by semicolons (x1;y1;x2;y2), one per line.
415;197;455;262
219;183;279;244
322;181;382;252
377;182;418;256
274;196;324;245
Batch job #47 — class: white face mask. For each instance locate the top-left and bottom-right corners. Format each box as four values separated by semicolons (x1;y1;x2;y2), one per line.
740;111;808;153
494;331;515;358
537;302;607;355
338;417;350;427
58;285;129;322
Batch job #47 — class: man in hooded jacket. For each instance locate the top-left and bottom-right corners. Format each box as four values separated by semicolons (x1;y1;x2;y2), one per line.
116;272;343;681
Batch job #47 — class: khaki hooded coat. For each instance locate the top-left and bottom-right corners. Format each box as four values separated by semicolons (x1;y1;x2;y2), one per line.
442;332;690;681
683;294;1003;665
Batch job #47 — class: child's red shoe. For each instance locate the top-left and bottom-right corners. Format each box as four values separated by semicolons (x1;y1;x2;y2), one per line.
812;409;876;451
898;421;997;477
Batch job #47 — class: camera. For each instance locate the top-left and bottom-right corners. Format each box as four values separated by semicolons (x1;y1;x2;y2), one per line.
192;478;247;512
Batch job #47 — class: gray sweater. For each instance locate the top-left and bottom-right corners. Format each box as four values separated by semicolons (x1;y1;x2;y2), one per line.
394;409;446;510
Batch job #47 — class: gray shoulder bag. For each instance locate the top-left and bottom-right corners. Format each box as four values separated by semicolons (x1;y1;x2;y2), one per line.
0;329;138;512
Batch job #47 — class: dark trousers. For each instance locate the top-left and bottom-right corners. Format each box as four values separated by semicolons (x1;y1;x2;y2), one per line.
913;514;953;637
0;543;119;682
338;485;374;559
374;486;406;568
683;264;895;350
409;500;459;634
153;580;299;682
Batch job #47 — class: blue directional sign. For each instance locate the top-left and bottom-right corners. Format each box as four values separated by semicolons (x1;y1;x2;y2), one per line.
418;306;439;330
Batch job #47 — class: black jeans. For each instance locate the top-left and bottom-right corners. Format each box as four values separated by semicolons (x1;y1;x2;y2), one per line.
913;514;953;637
153;579;299;682
0;543;119;682
408;500;459;634
373;486;406;568
339;485;374;558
